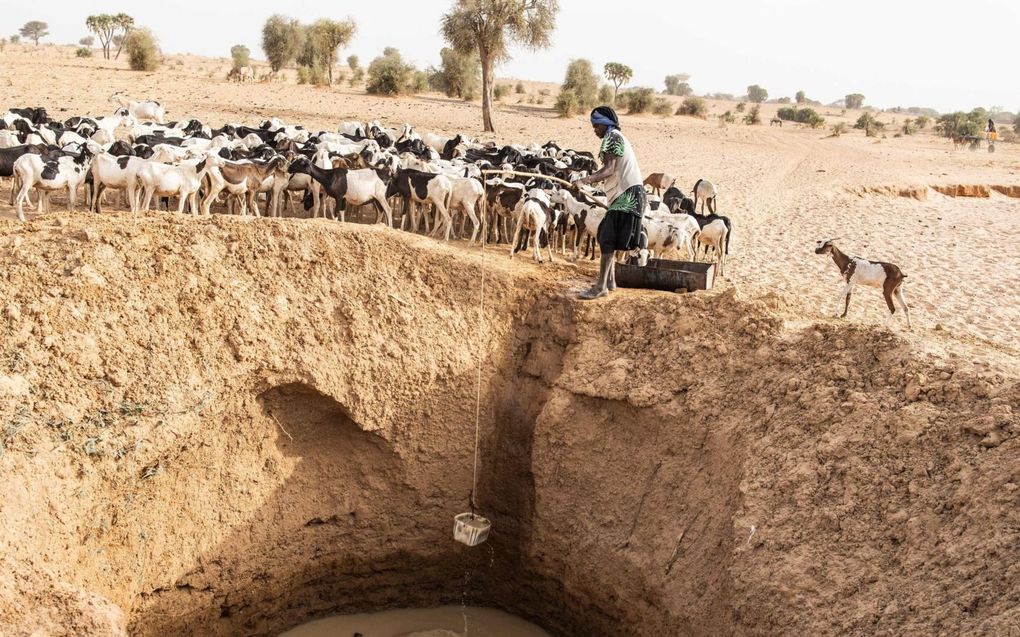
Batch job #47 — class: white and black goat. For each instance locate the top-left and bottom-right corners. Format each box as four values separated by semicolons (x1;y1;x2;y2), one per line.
13;152;91;221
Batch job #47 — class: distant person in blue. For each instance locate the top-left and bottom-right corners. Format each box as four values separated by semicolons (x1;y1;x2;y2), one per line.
571;106;645;300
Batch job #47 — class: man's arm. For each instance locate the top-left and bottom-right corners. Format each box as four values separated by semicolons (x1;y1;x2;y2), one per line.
574;154;618;187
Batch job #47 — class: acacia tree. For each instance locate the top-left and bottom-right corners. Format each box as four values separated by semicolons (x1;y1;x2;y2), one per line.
86;15;115;58
664;73;692;96
603;62;632;104
113;14;134;59
307;19;356;85
845;93;865;109
230;45;250;69
261;15;304;72
441;0;559;132
19;21;49;46
747;84;768;103
795;90;806;104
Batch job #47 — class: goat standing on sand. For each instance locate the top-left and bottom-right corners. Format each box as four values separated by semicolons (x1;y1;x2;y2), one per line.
110;92;165;124
815;239;911;328
642;172;675;197
692;178;717;214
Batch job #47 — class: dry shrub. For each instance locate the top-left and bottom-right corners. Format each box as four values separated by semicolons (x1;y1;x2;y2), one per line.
124;28;159;72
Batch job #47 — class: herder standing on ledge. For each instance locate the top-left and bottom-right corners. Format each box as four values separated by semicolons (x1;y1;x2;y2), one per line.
572;105;645;300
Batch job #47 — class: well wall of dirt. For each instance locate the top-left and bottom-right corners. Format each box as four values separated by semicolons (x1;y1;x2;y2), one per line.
1;216;1017;636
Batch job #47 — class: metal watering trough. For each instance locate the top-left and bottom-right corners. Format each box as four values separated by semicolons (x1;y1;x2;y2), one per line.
615;258;716;293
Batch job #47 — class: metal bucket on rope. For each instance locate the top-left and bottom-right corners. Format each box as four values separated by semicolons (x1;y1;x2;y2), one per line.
453;170;603;547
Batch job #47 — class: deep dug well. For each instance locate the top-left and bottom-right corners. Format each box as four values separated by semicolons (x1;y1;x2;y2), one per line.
0;215;1017;636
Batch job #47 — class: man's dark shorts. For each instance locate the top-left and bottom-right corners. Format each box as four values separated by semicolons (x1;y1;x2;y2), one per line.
597;184;646;253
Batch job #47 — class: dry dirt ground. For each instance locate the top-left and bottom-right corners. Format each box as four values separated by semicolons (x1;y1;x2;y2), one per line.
1;45;1018;637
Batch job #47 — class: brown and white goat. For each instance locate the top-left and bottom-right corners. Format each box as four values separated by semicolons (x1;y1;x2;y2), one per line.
815;239;911;328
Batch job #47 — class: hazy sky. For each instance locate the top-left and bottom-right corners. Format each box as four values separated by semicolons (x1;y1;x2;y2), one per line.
6;1;1018;113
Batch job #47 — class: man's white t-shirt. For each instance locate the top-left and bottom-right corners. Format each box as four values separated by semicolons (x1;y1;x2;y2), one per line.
599;129;643;203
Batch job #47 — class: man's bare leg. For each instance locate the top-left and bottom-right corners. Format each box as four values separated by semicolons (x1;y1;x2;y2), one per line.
580;251;614;300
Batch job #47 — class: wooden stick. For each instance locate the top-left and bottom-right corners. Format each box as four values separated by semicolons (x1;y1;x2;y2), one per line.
480;169;609;210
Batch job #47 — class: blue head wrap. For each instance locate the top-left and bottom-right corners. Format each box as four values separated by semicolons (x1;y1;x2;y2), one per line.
590;106;620;134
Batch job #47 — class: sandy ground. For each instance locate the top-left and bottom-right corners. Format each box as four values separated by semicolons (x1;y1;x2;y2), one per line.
2;44;1017;374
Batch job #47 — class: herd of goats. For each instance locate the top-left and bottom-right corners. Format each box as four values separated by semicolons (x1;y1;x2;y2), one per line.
0;96;915;326
0;95;733;275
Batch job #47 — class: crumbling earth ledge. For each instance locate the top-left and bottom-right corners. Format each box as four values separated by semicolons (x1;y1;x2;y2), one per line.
0;215;1016;636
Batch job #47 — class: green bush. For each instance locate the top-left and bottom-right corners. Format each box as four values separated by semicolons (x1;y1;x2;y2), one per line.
677;96;708;118
494;83;511;100
539;88;550;96
515;81;525;94
554;88;580;117
560;59;599;110
349;67;365;86
933;110;989;139
75;46;93;58
902;118;916;135
428;48;479;98
123;28;159;72
230;44;250;69
366;48;415;95
777;96;791;104
854;113;886;136
776;106;825;128
297;64;327;85
412;70;429;93
10;35;21;44
653;98;673;116
598;84;614;105
915;115;930;130
623;87;654;114
831;122;848;137
736;101;746;113
1014;114;1020;135
719;110;736;124
744;105;761;125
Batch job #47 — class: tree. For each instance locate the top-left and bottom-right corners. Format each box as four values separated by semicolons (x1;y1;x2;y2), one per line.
604;62;633;103
429;47;480;99
664;74;693;96
79;36;95;47
347;55;359;71
10;35;20;44
747;84;768;103
123;28;158;72
261;15;304;73
1014;114;1020;135
19;21;48;46
112;14;134;59
230;45;250;70
367;47;415;95
441;0;560;132
562;59;599;110
86;15;116;58
845;93;865;109
306;19;356;85
795;90;806;104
